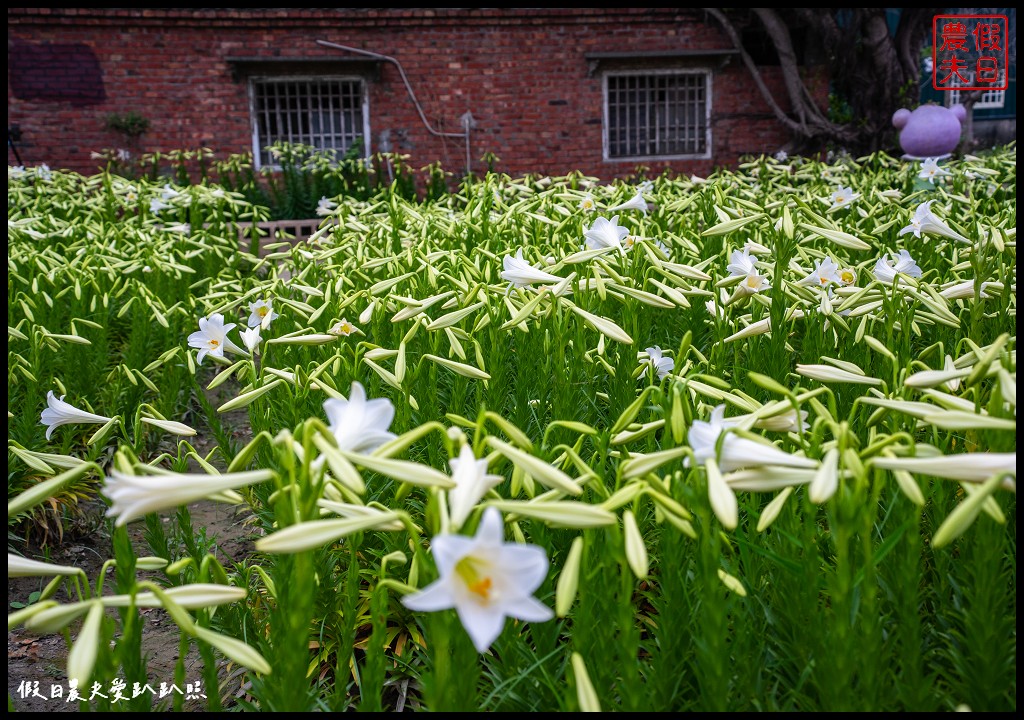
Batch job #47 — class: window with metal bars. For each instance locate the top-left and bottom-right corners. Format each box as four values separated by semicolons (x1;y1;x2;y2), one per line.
603;70;711;161
249;77;369;168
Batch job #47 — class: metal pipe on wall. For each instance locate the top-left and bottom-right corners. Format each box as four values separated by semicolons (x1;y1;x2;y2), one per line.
316;39;474;177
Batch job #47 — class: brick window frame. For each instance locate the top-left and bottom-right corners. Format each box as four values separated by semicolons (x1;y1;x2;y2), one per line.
248;75;371;169
602;69;712;162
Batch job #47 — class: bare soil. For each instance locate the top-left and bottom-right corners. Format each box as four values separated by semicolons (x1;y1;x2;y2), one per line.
8;376;257;712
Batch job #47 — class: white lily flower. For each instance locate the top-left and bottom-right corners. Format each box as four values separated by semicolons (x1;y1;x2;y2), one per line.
873;250;922;285
323;381;397;454
641;346;675;380
688;405;817;472
103;468;274;526
837;267;858;286
918;157;951;184
187;313;246;365
828;185;860;210
327;318;357;336
705;288;728;319
726;248;757;277
149;197;172;213
608;190;648;215
160;183;181;200
898;201;970;243
35;164;52;181
500;248;564;289
240;326;262;354
247;298;279;329
583;215;629;254
798;256;841;287
40;391;113;441
941;355;962;392
401;507;553;653
448;444;504;530
739;271;771;295
579;193;597;212
316;196;338;216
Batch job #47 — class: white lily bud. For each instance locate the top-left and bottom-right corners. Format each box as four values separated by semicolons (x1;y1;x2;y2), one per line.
359;300;376;324
486;500;616;528
706;457;738;530
256;511;404;554
796;364;882;385
8;553;83;577
487;438;582;495
717;568;748;596
809;449;839;504
572;652;602;712
756;487;794;532
623;510;649;579
871;453;1015;485
556;536;584;618
141;417;198;436
67;602;104;686
193;625;271;675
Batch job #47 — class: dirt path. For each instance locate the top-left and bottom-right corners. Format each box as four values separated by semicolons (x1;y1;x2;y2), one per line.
8;499;254;712
9;375;258;712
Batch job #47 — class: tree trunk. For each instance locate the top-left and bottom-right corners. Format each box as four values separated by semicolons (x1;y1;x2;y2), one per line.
705;8;939;155
959;89;986;154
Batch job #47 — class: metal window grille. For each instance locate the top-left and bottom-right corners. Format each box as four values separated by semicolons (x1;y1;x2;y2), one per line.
604;71;710;160
946;70;1007;109
250;77;368;168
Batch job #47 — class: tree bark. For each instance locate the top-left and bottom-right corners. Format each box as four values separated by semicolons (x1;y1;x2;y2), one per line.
959;89;986;153
705;8;940;155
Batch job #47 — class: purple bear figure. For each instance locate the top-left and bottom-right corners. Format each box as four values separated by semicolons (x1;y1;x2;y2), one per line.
892;104;966;159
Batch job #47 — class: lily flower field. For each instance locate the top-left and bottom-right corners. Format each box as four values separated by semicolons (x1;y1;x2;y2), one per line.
7;146;1016;711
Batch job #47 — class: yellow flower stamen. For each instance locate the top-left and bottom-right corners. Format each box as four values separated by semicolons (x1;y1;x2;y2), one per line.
469;577;493;599
455;556;494;603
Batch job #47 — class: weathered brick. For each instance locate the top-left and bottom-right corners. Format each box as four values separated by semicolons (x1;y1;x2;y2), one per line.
7;8;824;178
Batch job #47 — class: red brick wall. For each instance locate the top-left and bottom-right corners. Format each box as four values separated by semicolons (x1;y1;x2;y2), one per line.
7;8;827;180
